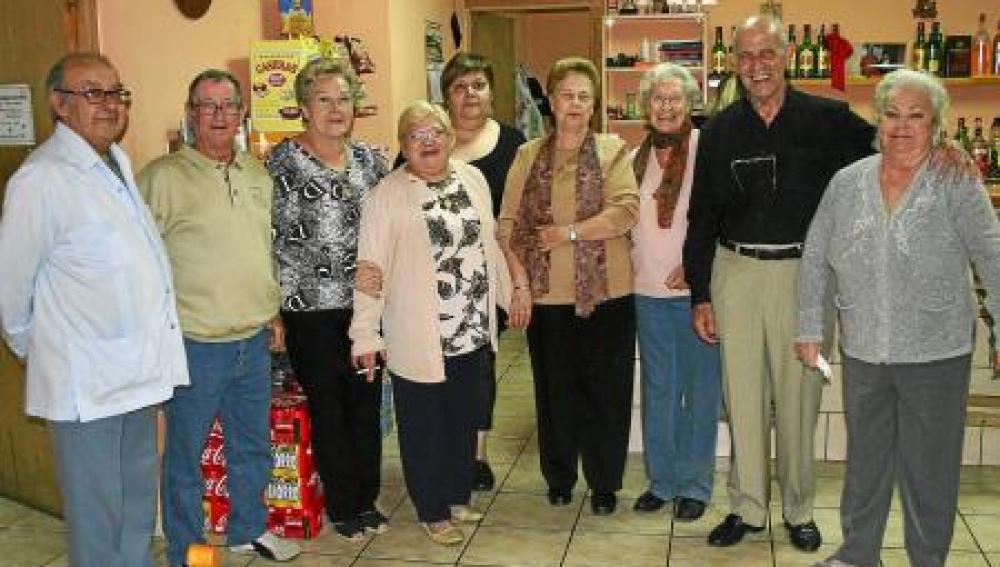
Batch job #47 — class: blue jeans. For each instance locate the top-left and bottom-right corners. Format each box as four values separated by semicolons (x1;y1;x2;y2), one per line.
50;406;158;567
636;295;721;502
163;330;272;566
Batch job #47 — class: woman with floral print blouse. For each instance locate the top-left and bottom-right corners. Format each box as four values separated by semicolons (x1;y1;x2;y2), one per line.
350;101;510;546
266;57;389;541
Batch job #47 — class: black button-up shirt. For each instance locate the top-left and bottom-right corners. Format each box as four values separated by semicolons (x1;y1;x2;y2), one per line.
683;87;876;304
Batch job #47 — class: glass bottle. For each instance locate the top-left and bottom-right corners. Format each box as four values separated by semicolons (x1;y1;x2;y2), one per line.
912;22;927;71
954;117;971;153
711;26;727;78
798;24;816;78
993;18;1000;75
786;24;798;79
817;24;830;79
972;118;991;177
926;21;944;76
973;13;992;77
990;116;1000;177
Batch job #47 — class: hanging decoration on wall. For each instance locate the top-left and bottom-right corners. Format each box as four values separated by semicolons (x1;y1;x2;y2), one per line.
912;0;937;19
759;0;782;20
174;0;212;20
279;0;314;38
425;21;445;104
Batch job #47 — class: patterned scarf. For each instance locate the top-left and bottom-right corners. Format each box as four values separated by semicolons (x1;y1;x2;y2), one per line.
632;120;692;228
510;133;608;317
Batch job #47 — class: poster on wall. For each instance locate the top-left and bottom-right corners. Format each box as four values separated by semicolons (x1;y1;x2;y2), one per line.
426;21;444;104
280;0;314;38
0;84;35;146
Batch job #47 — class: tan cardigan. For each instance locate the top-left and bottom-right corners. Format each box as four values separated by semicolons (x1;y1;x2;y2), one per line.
497;134;639;304
349;160;511;383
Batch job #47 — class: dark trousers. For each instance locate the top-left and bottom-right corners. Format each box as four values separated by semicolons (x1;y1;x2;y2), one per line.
527;295;636;493
836;354;971;567
393;347;486;523
282;309;382;522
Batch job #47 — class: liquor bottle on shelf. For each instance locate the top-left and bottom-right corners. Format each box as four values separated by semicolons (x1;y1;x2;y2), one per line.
711;26;727;78
786;24;798;79
993;18;1000;75
972;117;991;176
607;0;619;13
926;21;945;76
817;23;830;79
860;44;877;77
729;25;737;72
912;21;927;72
798;24;816;78
955;117;971;153
990;116;1000;177
973;12;992;76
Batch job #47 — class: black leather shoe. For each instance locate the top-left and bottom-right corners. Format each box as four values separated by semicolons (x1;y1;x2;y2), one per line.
633;491;667;512
707;514;764;547
785;520;822;552
591;492;617;515
472;460;495;491
674;497;707;521
547;487;572;506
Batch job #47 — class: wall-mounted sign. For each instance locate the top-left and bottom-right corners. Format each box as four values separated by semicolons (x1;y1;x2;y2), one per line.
0;84;35;146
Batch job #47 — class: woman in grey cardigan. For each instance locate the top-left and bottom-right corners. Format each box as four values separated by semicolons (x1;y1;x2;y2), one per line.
796;69;1000;567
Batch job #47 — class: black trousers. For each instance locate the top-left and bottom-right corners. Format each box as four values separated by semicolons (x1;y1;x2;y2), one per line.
527;295;636;494
281;309;382;522
393;347;486;523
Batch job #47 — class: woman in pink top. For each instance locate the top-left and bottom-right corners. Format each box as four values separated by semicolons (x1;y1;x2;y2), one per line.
630;63;721;522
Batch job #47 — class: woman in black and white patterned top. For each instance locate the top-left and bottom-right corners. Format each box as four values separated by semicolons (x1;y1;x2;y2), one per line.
266;57;389;541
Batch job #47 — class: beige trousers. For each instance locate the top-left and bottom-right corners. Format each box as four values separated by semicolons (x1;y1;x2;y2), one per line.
711;247;826;526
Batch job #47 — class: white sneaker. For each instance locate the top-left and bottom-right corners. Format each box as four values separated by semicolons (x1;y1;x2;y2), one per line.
229;531;301;562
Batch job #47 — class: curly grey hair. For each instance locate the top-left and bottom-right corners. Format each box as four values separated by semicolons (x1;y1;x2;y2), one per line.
638;63;701;120
873;68;949;146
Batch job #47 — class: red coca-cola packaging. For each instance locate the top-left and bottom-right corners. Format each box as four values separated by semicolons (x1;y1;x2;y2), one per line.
208;417;225;441
265;469;322;510
269;392;310;446
266;504;324;539
200;435;227;469
203;497;230;534
203;468;229;500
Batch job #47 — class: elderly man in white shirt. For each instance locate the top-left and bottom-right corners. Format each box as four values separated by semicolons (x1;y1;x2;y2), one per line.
0;53;188;567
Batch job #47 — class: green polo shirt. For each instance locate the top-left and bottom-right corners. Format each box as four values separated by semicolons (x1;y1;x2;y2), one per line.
138;146;279;341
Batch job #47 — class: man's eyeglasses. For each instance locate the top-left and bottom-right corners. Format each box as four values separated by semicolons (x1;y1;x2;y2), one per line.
55;88;132;105
192;99;243;116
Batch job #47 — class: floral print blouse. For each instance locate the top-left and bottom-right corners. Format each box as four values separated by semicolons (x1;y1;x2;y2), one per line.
267;138;388;311
421;171;490;356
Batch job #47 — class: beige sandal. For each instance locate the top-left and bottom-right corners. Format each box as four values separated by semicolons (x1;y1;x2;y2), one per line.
421;521;464;546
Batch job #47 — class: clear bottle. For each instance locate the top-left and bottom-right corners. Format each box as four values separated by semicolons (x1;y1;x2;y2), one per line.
973;13;992;76
990;116;1000;177
955;117;971;153
994;18;1000;75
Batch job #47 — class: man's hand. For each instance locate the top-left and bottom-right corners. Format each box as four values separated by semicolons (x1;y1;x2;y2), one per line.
794;341;821;368
267;316;285;352
692;302;718;344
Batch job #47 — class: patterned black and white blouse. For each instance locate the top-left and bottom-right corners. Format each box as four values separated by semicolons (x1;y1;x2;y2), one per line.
421;171;490;356
267;139;388;311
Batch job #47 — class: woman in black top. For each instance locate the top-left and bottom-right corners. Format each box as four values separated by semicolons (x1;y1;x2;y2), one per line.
431;52;526;490
266;57;389;541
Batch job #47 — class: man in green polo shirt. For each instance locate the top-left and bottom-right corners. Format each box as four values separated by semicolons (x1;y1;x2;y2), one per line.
138;69;299;567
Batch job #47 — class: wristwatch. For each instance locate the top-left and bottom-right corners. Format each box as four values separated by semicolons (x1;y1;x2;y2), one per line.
568;223;579;243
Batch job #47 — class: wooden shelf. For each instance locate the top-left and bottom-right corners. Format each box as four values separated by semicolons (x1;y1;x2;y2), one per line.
605;12;706;22
793;76;1000;87
606;65;703;73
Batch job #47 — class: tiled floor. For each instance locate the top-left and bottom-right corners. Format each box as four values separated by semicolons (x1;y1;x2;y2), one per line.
3;332;1000;566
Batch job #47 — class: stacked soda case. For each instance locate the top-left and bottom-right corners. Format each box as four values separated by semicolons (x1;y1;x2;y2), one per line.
198;388;325;539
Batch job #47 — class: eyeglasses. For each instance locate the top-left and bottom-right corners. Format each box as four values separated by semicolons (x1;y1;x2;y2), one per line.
556;90;593;104
650;94;686;109
192;99;243;116
406;127;447;144
55;88;132;105
311;94;354;109
449;80;490;95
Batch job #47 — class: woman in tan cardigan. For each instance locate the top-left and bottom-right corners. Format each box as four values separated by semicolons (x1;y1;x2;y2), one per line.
498;57;639;516
350;101;510;546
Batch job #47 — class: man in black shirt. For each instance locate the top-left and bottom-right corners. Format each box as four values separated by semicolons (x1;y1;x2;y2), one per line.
682;14;875;552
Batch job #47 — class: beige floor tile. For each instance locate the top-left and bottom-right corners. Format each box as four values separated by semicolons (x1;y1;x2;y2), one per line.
380;456;406;487
298;523;372;556
490;415;537;440
481;437;529;465
960;465;1000;485
0;499;35;528
668;539;772;566
481;491;580;530
562;530;668;567
361;522;469;563
772;543;841;567
575;496;671;535
0;528;66;567
377;483;409;514
459;525;570;566
251;552;355;566
878;548;991;566
959;483;1000;515
964;514;1000;552
352;559;453;567
9;508;67;532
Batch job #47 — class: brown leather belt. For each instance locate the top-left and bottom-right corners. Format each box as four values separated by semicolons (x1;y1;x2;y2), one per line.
720;239;803;260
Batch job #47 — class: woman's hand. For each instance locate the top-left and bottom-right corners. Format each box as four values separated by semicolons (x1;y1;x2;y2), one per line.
507;286;533;329
352;351;386;383
664;265;689;290
794;341;821;369
535;224;571;252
